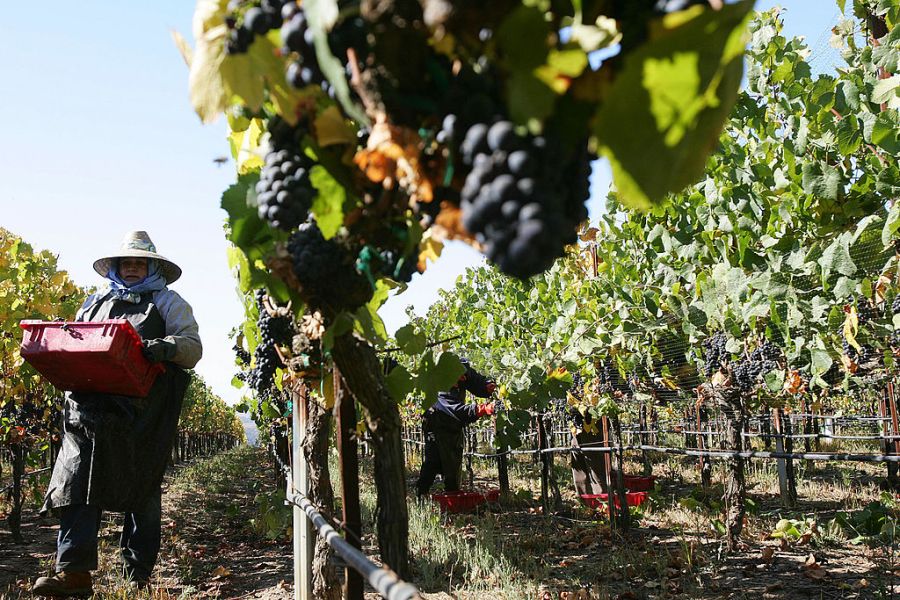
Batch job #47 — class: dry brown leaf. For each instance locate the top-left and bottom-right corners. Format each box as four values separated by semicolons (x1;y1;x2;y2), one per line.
211;565;231;578
803;568;827;580
760;547;775;564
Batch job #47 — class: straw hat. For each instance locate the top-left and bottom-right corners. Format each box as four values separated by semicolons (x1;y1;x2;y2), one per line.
92;231;182;284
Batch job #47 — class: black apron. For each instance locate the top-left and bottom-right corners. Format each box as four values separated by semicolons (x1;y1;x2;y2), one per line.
42;292;190;513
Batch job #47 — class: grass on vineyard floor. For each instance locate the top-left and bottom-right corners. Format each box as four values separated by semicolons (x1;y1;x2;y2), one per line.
384;443;900;599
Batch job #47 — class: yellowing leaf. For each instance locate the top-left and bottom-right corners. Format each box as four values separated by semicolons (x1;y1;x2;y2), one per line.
314;106;356;146
188;24;229;123
418;230;444;270
843;307;861;352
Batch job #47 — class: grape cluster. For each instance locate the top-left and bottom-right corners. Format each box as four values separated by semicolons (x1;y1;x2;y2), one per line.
457;120;590;278
280;5;325;90
247;290;294;397
255;147;315;230
225;0;288;55
233;342;251;366
731;340;783;391
701;332;727;377
856;294;877;325
597;359;628;394
569;372;585;401
287;221;373;311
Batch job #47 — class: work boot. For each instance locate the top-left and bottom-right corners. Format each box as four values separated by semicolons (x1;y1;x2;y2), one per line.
32;571;93;597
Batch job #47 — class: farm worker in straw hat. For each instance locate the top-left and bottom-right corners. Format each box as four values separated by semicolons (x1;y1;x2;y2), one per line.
33;231;202;597
415;357;497;497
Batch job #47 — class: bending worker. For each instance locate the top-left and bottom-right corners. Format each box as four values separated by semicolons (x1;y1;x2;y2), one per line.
34;231;202;597
416;358;496;497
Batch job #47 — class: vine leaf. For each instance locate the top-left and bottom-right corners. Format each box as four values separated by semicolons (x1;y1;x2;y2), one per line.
395;324;427;355
309;166;347;240
416;352;465;409
593;0;755;210
314;106;356;147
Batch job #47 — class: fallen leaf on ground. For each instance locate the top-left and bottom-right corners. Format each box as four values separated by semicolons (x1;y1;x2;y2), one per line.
761;547;774;564
211;565;231;578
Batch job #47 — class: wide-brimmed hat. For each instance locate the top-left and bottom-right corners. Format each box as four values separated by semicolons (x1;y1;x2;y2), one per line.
92;231;182;284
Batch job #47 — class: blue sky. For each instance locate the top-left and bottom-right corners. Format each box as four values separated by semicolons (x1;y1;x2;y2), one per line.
0;1;843;405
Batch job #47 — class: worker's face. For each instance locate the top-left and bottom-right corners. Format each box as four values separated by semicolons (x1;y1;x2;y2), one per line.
119;257;149;286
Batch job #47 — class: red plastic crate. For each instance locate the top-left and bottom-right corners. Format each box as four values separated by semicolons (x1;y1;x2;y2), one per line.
431;490;487;513
19;320;164;397
622;475;656;492
579;491;648;512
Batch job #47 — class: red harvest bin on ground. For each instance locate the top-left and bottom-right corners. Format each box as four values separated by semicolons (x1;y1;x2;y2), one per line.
431;490;487;513
579;491;649;512
19;320;164;397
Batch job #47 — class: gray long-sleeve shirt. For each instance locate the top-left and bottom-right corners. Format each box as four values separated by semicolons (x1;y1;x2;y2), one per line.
77;287;202;369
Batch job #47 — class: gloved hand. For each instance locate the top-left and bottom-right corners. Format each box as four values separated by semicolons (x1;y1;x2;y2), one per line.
143;339;176;363
476;403;495;418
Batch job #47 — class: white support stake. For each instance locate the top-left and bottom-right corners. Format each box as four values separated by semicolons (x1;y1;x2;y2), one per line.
292;387;314;600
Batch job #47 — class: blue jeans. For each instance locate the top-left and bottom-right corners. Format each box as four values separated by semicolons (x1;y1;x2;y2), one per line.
56;489;161;581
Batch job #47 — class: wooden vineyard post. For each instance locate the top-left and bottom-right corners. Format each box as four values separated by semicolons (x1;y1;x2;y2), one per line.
334;369;363;600
292;384;313;600
496;416;510;499
772;408;796;507
600;416;617;528
696;395;711;490
800;398;812;454
783;409;798;501
611;415;630;530
538;412;550;515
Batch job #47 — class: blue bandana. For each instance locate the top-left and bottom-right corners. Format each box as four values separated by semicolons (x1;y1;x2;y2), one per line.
107;259;167;303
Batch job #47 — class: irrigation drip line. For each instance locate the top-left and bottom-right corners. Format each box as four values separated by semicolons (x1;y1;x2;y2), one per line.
285;489;421;600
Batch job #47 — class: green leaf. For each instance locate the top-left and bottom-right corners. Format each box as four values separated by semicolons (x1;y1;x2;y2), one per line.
593;0;755;209
871;75;899;105
871;110;900;154
221;174;269;249
395;323;427;355
309;165;347;240
883;202;900;246
497;6;550;71
507;71;557;125
802;161;841;202
384;365;414;402
819;235;857;280
810;347;833;376
415;351;465;409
